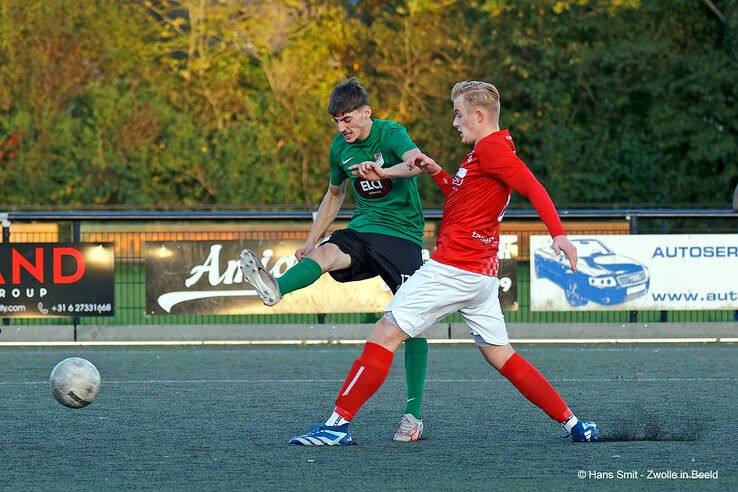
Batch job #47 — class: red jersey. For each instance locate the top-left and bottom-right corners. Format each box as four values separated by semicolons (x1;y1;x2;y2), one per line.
431;129;565;276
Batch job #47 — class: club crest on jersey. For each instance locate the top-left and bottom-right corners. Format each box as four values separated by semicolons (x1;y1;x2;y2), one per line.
373;153;384;166
452;167;467;188
354;177;393;199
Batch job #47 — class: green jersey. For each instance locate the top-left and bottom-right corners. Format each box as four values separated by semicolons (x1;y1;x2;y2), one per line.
329;118;424;247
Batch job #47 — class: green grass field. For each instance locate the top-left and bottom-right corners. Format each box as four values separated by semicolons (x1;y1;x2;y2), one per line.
1;343;736;490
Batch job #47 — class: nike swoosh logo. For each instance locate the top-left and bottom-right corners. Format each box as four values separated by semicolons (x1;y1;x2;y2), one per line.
406;398;416;403
342;157;353;164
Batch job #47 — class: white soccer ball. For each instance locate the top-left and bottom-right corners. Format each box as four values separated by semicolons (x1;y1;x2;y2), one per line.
49;357;102;408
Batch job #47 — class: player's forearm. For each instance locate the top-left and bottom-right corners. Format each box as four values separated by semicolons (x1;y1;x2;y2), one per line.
382;162;423;179
530;193;566;238
306;190;344;244
385;162;453;198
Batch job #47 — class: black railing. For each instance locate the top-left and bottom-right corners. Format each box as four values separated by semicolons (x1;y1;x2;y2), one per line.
1;209;736;326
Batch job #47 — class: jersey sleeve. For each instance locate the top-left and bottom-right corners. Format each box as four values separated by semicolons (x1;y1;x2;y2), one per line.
329;140;348;186
432;169;453;197
383;122;418;161
477;140;566;238
476;139;525;179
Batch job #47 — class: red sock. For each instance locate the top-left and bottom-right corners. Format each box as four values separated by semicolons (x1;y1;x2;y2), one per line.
499;353;573;423
334;342;394;420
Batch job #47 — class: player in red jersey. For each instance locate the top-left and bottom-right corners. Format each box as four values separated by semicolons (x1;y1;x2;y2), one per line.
288;81;598;445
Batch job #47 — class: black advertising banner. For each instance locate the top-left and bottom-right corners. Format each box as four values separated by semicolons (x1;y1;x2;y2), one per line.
146;240;316;315
146;238;518;315
0;243;115;318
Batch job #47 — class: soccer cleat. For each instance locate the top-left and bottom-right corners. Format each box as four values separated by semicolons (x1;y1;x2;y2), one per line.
393;413;424;442
288;424;356;446
566;420;599;442
239;248;282;306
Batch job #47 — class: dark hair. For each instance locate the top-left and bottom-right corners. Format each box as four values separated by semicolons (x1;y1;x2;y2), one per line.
327;77;369;117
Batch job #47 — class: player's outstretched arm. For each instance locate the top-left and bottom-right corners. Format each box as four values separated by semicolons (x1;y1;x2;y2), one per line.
349;159;422;180
408;154;442;175
349;155;443;178
499;153;568;252
411;154;453;197
506;170;577;270
347;148;423;180
349;151;453;197
551;235;578;272
295;182;346;260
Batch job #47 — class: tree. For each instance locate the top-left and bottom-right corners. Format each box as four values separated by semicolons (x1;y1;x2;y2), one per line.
0;0;734;208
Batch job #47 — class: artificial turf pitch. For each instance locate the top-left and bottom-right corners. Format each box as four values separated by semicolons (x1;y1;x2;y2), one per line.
1;343;735;490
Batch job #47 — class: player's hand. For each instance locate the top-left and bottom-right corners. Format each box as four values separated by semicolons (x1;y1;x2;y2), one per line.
409;154;442;175
349;161;387;180
551;235;578;273
294;241;316;261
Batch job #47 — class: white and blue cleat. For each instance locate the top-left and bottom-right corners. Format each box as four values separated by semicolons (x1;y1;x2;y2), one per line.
288;423;356;446
238;248;282;306
567;420;599;442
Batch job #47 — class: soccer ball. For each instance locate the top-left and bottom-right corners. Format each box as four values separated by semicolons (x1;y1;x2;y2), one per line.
49;357;102;408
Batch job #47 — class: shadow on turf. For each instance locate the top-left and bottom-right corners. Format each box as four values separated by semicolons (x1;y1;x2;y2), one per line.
597;421;699;442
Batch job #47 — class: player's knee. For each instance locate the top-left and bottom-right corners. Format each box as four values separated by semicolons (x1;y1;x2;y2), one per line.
367;315;407;352
308;243;348;271
480;343;515;370
305;244;336;271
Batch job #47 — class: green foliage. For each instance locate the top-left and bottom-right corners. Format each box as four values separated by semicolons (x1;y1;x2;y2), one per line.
0;0;735;208
474;0;737;207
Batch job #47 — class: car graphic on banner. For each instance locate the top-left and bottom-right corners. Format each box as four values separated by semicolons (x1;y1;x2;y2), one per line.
533;238;650;307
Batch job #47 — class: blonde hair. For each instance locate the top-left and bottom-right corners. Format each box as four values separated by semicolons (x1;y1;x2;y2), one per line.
451;81;500;120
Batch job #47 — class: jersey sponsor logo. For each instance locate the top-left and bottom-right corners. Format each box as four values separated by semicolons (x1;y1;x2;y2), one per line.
354;178;393;199
452;167;467;188
471;230;497;245
342;156;354;165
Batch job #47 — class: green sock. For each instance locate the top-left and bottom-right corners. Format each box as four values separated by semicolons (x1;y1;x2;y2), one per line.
403;337;428;419
276;258;323;296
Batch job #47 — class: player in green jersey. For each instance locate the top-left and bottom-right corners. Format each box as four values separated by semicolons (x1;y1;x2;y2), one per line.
239;77;428;442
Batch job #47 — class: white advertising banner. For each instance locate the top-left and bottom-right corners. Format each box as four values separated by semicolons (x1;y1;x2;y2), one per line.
530;234;738;311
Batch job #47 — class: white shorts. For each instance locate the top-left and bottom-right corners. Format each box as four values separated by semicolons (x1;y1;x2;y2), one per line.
386;259;508;346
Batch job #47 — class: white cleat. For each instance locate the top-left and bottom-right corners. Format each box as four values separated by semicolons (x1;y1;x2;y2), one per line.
238;248;282;306
393;413;424;442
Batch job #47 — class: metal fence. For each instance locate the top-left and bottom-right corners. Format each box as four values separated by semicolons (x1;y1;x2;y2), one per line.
2;209;737;326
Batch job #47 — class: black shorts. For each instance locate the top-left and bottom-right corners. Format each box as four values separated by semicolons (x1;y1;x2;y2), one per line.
325;229;423;294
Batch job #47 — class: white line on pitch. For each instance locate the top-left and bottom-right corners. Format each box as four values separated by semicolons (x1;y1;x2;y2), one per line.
4;377;736;386
0;337;734;347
